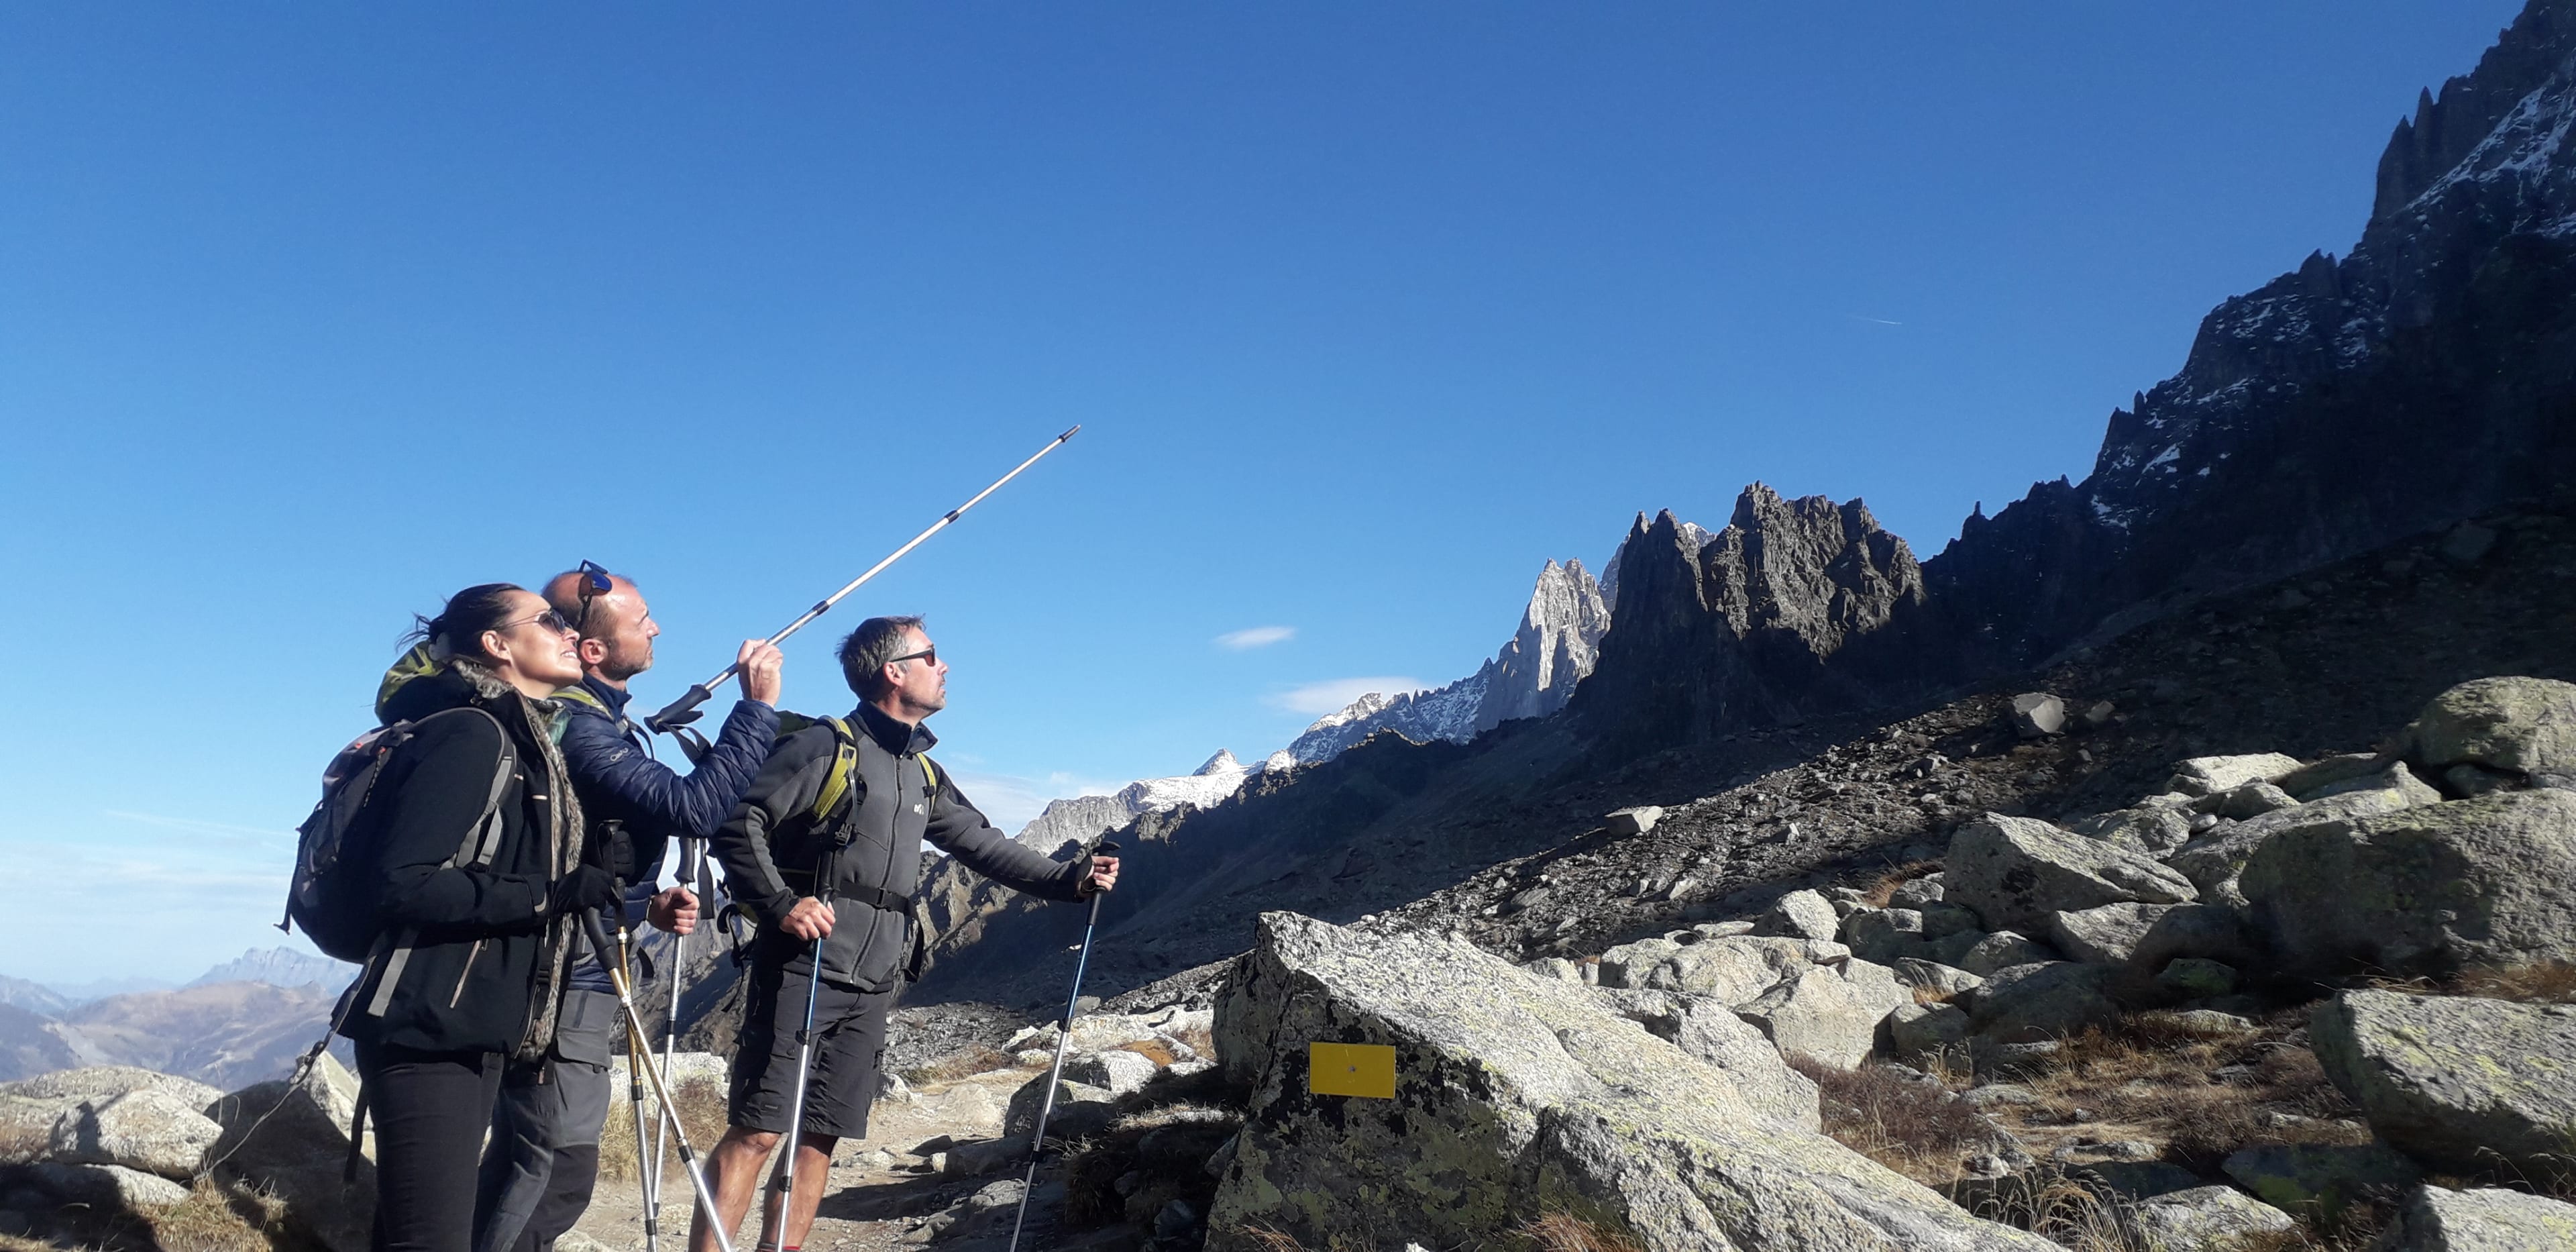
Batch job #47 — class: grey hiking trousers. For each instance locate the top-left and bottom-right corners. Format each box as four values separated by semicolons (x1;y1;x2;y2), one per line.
472;990;620;1252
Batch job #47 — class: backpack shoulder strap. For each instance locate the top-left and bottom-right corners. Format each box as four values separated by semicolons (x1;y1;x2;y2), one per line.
918;753;940;793
362;705;516;1020
808;716;862;825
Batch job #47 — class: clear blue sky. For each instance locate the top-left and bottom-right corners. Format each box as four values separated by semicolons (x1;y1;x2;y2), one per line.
0;3;2524;984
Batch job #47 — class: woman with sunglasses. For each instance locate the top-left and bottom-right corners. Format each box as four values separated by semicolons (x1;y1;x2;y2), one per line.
345;583;623;1252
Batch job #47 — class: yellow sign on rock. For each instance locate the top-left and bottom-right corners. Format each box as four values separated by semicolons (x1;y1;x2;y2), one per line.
1308;1042;1397;1098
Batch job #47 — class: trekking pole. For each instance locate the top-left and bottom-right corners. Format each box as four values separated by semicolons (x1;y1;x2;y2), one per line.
645;425;1083;737
648;838;707;1236
581;910;735;1252
1005;838;1120;1252
613;919;663;1252
757;859;835;1252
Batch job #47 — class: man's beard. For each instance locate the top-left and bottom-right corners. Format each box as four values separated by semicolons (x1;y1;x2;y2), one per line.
598;641;652;683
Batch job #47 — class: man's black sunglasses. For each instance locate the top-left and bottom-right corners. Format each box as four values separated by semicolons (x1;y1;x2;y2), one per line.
572;560;612;632
888;646;937;668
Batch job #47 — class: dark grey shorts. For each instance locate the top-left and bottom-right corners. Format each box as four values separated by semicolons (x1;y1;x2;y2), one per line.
728;961;901;1142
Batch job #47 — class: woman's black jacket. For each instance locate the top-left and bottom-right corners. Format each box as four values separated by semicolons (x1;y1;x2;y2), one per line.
340;660;587;1058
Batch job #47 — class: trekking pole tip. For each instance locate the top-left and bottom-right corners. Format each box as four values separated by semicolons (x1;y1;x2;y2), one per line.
1059;424;1081;441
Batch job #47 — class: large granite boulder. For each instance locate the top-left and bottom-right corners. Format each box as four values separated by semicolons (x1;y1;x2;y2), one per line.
1760;890;1843;942
2125;1185;2297;1250
2239;790;2576;976
2045;903;2254;973
2412;676;2576;777
46;1086;223;1180
1207;912;2055;1251
1597;935;1848;1005
1966;962;2121;1043
1589;989;1820;1129
0;1067;223;1108
205;1053;372;1252
2167;754;2303;796
2167;780;2440;908
2310;989;2576;1175
1002;1074;1116;1141
1945;815;2195;935
2065;805;2195;856
21;1161;192;1209
1733;959;1913;1070
2382;1184;2576;1251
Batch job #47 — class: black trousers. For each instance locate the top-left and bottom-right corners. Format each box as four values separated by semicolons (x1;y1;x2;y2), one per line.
358;1041;506;1252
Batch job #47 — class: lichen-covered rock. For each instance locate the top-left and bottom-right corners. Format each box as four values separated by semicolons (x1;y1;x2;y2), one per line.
1064;1049;1159;1097
2220;1142;2421;1217
2412;676;2576;776
1886;1003;1971;1058
21;1161;191;1210
1590;988;1821;1129
1945;814;2196;935
205;1053;371;1252
1888;959;1982;998
2066;805;2196;856
1888;875;1947;909
2302;762;2443;807
2125;1184;2296;1249
2167;754;2304;796
1206;912;2056;1252
1733;959;1912;1069
1955;932;2059;977
2276;753;2401;800
2167;782;2436;907
1761;890;1844;942
2212;782;2302;819
1843;908;1927;965
1603;936;1848;1004
2046;902;2253;974
2240;790;2576;976
0;1067;223;1109
2046;902;2171;966
2309;990;2576;1175
46;1086;222;1180
1003;1075;1116;1141
2383;1184;2576;1251
1967;962;2121;1043
2156;958;2239;998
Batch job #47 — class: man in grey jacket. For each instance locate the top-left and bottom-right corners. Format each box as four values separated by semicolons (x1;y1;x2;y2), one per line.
692;615;1117;1252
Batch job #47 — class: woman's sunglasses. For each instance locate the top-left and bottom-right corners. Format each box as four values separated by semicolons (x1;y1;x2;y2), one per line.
496;609;574;635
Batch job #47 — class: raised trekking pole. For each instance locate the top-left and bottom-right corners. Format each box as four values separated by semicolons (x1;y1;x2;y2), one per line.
645;425;1082;737
757;853;835;1252
613;919;662;1252
648;838;708;1237
581;910;735;1252
1006;838;1120;1252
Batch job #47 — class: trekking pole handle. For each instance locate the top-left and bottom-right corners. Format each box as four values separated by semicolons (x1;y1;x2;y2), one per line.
583;910;619;978
642;425;1082;735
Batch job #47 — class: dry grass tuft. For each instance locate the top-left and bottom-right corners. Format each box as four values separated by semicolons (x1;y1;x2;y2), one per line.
597;1078;732;1182
1862;859;1943;908
1913;985;1956;1006
1956;1169;2139;1252
1516;1211;1644;1252
0;1124;46;1166
900;1042;1020;1085
145;1178;290;1252
2448;962;2576;1004
1786;1055;2004;1184
1235;1223;1307;1252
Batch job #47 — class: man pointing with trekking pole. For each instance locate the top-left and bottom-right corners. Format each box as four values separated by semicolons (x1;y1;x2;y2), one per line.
692;615;1118;1252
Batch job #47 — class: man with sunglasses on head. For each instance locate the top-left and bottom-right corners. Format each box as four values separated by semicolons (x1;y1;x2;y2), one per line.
690;615;1118;1252
468;562;787;1252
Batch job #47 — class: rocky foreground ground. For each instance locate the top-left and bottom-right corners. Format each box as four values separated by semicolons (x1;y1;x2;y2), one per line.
9;672;2576;1251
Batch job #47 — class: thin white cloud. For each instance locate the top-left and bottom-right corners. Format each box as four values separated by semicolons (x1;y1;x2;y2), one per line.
1846;314;1904;327
1265;676;1430;717
1214;625;1296;651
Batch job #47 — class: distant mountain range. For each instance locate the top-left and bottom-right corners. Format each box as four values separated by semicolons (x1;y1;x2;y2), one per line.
0;946;357;1084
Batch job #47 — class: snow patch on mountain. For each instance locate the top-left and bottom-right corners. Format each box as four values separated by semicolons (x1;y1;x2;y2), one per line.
1010;749;1259;852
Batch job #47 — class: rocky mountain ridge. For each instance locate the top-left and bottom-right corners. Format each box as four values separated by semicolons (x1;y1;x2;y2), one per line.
898;0;2576;1016
1284;556;1611;763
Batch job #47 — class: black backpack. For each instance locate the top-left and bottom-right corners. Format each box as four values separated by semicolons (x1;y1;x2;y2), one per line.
280;707;516;963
